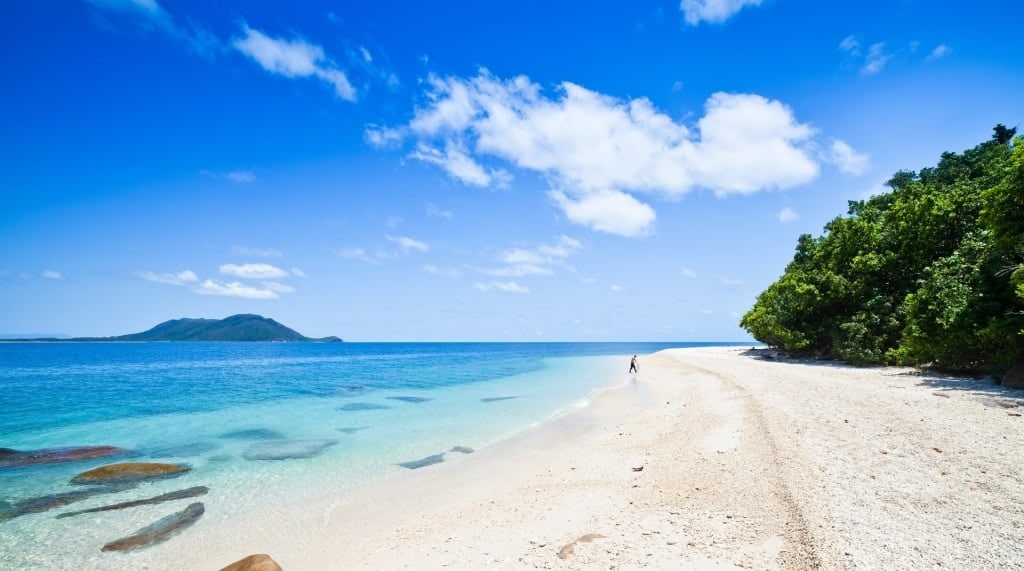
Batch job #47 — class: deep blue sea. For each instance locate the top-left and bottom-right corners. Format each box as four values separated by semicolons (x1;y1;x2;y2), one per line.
0;341;732;569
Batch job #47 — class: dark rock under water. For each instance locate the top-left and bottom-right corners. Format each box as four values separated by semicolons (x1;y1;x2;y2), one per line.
242;439;338;461
337;426;371;434
450;446;474;454
397;453;446;469
101;501;205;552
70;462;190;486
386;396;433;403
480;396;519;403
57;486;209;519
0;486;131;522
146;442;221;458
337;402;391;411
218;428;287;441
0;445;132;469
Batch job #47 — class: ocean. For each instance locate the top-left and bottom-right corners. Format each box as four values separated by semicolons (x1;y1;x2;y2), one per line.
0;341;732;569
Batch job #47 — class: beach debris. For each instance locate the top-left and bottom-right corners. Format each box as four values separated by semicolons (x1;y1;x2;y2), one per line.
0;445;131;469
221;553;283;571
337;402;391;411
556;533;605;560
397;453;445;469
450;446;474;454
0;486;131;522
932;392;951;398
218;428;287;441
337;426;371;434
480;396;518;403
100;502;204;552
57;486;209;519
932;447;943;453
71;462;190;486
880;450;889;455
386;396;433;403
632;465;644;472
243;439;337;461
1009;412;1022;417
147;442;221;458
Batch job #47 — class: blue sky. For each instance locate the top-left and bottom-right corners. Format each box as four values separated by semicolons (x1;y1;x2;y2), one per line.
2;0;1022;341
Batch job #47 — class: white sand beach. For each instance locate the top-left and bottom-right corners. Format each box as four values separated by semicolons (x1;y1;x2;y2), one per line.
166;346;1024;570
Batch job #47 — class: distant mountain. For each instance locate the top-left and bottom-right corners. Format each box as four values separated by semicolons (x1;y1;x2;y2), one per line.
6;315;342;342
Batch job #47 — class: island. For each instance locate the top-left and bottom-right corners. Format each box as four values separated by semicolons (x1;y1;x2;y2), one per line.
9;314;342;342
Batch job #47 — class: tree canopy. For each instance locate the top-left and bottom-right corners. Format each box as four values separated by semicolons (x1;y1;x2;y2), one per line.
741;126;1024;371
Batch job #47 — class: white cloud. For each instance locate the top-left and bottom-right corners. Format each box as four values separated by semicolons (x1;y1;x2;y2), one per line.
581;277;598;284
778;207;799;223
483;235;581;277
680;0;763;25
194;279;280;299
261;281;295;293
386;235;429;253
41;270;65;281
423;264;462;279
137;270;199;285
473;281;530;294
839;35;860;56
85;0;218;56
862;43;891;76
233;25;356;101
426;203;453;219
718;275;744;286
681;267;697;278
370;71;827;237
828;139;870;175
226;170;257;183
927;44;951;61
337;247;381;264
610;284;624;292
672;80;684;92
231;245;282;258
359;46;372;63
291;267;306;277
219;263;289;279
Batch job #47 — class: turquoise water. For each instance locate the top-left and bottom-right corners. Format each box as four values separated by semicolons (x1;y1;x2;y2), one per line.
0;341;728;569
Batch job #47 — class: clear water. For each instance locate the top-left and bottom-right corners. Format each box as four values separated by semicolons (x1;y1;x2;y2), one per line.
0;341;730;569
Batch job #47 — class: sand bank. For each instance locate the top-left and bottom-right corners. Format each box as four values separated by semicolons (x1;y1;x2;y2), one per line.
159;347;1024;570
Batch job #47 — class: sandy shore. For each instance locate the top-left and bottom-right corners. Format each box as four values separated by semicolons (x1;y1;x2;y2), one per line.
168;346;1024;570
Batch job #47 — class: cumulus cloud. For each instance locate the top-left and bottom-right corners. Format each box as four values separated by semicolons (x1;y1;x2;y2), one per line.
680;0;763;25
426;203;453;219
482;235;581;277
337;247;382;264
226;170;257;183
473;281;529;294
681;267;697;278
386;235;430;253
778;207;799;223
233;24;355;101
839;35;861;56
291;267;306;277
927;44;952;61
610;284;624;292
423;264;462;279
194;279;280;299
41;270;65;280
219;263;289;279
137;270;199;285
370;70;831;237
827;139;870;175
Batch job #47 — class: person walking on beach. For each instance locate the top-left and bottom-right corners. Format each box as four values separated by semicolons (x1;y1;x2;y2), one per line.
629;355;638;374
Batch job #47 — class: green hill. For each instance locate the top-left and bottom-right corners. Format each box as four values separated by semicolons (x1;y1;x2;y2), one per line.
60;314;342;342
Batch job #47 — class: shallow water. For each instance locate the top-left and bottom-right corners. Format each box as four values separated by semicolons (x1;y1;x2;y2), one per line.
0;341;728;569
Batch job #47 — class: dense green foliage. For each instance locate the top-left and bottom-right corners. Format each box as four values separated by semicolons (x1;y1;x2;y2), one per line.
741;126;1024;371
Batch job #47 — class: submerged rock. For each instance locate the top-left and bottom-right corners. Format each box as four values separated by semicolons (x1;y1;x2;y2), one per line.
386;396;433;403
71;462;190;485
0;486;129;522
101;502;205;552
221;553;283;571
147;442;221;458
0;445;131;469
57;486;209;519
480;396;518;403
243;439;338;461
450;446;474;454
337;402;390;411
218;428;286;441
397;453;445;469
337;426;371;434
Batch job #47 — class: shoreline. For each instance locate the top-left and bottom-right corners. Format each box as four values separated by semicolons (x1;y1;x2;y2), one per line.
150;346;1023;568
